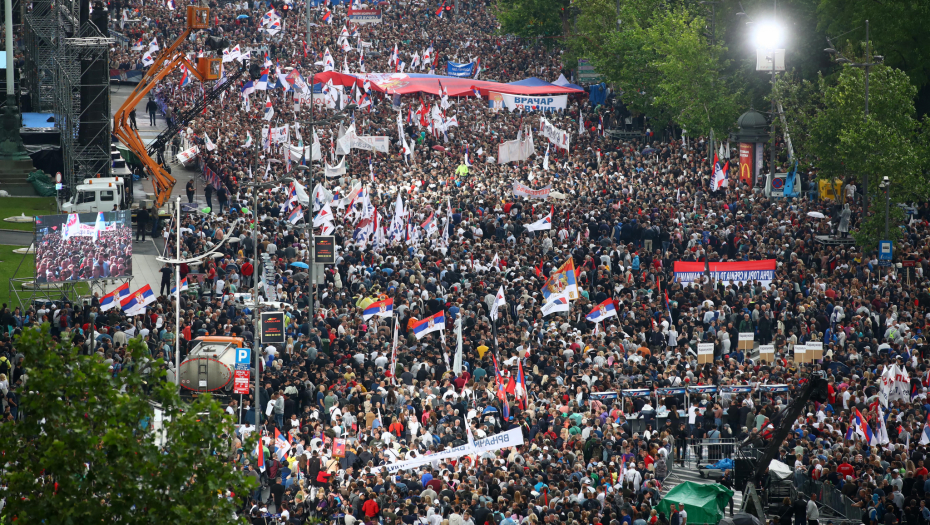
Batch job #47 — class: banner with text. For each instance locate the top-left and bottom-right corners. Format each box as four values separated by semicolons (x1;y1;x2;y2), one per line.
347;8;382;23
512;182;551;200
501;93;567;112
539;116;570;151
336;124;390;154
673;259;776;287
446;61;475;78
370;427;524;474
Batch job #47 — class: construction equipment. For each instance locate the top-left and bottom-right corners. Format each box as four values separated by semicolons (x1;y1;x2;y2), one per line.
112;6;224;210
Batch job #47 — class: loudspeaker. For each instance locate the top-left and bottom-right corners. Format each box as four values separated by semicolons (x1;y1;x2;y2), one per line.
249;63;261;80
734;458;754;489
810;378;829;403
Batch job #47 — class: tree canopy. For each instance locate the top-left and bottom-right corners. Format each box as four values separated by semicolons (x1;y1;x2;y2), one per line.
0;326;254;524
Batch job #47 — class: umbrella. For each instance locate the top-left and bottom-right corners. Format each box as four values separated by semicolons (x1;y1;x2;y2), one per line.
432;145;446;152
731;514;762;525
228;236;241;244
293;272;309;281
237;14;249;18
482;406;499;414
641;147;656;155
807;211;826;219
211;252;225;259
719;518;735;525
291;261;309;269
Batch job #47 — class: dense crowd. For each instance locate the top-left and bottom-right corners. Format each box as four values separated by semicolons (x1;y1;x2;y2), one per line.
5;0;930;524
34;224;134;282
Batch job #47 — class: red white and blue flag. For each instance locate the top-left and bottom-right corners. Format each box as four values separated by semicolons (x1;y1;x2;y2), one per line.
322;9;332;24
170;277;189;295
363;297;394;320
100;282;130;311
586;298;618;323
846;408;876;444
120;285;156;315
411;311;445;340
288;205;303;224
274;428;291;460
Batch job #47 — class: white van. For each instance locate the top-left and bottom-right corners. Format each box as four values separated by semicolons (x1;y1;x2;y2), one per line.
61;177;129;214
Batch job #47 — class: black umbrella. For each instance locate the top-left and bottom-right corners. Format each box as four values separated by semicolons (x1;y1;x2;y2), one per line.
718;518;735;525
731;513;762;525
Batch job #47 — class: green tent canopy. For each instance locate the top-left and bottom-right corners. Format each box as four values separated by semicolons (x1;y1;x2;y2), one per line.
656;482;734;525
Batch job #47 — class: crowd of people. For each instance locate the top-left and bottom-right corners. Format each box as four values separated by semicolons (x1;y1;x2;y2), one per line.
7;0;930;524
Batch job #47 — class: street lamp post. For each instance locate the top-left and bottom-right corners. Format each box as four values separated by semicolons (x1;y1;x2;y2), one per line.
296;76;355;323
880;175;890;239
825;20;884;212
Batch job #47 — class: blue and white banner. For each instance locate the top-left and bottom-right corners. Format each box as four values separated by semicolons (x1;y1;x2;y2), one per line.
589;391;619;401
446;61;475;78
657;387;687;396
720;386;754;394
758;384;789;393
501;93;568;112
621;389;653;398
687;385;718;394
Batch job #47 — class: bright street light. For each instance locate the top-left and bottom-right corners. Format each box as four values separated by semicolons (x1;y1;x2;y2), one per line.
753;21;784;49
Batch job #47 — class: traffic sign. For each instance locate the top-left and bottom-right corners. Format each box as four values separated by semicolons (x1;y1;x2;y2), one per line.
233;370;250;394
235;347;251;371
879;240;893;267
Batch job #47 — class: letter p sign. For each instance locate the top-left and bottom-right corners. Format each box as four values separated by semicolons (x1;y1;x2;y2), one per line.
236;348;251;366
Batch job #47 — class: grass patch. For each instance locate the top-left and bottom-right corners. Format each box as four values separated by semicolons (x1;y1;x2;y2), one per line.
0;245;90;309
0;197;59;231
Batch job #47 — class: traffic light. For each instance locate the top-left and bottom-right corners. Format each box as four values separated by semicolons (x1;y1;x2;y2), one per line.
280;3;289;17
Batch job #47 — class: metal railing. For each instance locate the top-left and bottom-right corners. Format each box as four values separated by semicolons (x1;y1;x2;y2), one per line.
797;477;863;523
682;438;739;468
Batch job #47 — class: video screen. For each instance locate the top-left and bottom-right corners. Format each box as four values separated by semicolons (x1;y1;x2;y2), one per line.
34;211;133;283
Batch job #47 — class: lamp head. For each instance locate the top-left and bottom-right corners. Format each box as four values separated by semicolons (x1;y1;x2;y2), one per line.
752;21;784;50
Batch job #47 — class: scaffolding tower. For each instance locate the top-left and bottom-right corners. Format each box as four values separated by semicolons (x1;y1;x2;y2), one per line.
56;22;113;189
23;0;60;112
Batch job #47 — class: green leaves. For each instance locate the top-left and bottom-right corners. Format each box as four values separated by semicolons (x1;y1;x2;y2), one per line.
0;325;254;524
495;0;572;40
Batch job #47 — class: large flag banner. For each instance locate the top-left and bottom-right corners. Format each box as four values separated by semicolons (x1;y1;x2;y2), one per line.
500;93;568;112
879;363;910;407
524;206;552;232
512;182;551;200
363;298;394;320
673;260;777;287
100;282;131;311
446;61;475;77
542;259;579;301
586;298;618;323
369;427;524;474
497;128;535;164
542;292;570;316
411;311;445;340
336;124;390;154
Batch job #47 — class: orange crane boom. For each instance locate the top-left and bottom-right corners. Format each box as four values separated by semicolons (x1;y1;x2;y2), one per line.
113;6;218;209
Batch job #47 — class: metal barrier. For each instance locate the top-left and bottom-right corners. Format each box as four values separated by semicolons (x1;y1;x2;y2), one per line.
797;477;863;523
682;438;738;467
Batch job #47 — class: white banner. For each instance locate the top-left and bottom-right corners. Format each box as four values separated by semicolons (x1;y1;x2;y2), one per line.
879;363;910;407
501;93;568;112
370;427;524;474
262;125;289;145
498;128;536;164
539;117;570;151
325;157;346;177
513;182;551;200
177;145;200;167
336;125;390;154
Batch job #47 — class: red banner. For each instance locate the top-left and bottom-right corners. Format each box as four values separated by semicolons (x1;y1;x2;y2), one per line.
739;143;754;187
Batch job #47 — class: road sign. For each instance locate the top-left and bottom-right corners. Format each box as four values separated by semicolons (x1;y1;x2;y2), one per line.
233;370;250;394
235;347;251;371
879;240;893;267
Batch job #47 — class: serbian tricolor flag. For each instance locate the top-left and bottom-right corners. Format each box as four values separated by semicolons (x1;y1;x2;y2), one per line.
712;152;729;191
363;297;394;320
435;0;445;17
586;298;618;323
170;277;189;295
99;282;130;311
322;9;332;23
411;311;445;340
274;428;291;460
256;434;265;472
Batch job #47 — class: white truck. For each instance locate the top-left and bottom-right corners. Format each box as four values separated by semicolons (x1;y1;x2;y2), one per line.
60;177;129;214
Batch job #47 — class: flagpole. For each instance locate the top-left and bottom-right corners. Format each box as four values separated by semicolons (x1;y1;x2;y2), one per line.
175;195;182;393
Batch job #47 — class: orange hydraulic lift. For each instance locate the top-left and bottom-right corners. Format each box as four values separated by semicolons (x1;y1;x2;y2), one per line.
113;6;223;209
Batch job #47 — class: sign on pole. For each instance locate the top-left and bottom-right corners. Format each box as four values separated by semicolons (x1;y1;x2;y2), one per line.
697;343;714;364
879;240;893;267
314;235;336;264
260;311;286;345
233;347;251;394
